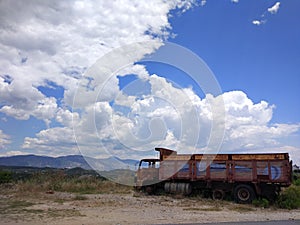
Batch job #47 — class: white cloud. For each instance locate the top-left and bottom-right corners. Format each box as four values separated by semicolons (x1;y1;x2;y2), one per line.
252;2;281;25
223;91;274;126
0;76;58;123
200;0;207;6
0;130;11;149
22;127;79;156
21;73;300;163
231;0;239;3
252;20;261;26
0;0;196;121
0;151;30;157
268;2;281;14
252;20;265;26
56;108;80;127
117;64;151;80
0;0;197;156
1;0;299;164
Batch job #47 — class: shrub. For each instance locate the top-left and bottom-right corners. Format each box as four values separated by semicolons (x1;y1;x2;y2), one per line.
253;198;269;208
0;171;13;183
276;185;300;209
294;178;300;186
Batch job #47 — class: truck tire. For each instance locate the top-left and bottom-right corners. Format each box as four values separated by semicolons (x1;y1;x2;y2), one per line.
212;189;225;200
145;186;154;194
234;184;255;204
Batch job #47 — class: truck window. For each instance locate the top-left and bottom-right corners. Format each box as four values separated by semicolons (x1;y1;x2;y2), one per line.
139;160;159;169
140;161;150;168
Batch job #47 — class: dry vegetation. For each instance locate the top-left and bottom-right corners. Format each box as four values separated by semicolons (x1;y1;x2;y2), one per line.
0;169;300;224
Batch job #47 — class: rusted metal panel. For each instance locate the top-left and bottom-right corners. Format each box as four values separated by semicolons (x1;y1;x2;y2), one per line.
231;153;287;161
194;154;228;161
159;160;176;180
142;148;292;185
234;161;253;181
159;160;191;180
209;161;227;180
256;161;270;182
195;161;207;179
226;161;234;182
269;161;288;182
173;161;191;179
252;161;257;182
158;159;291;184
155;147;176;161
163;154;191;161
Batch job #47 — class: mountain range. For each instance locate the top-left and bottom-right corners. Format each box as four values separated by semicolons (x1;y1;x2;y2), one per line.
0;154;138;171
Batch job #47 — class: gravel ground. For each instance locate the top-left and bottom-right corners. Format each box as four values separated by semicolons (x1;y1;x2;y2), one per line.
1;192;299;225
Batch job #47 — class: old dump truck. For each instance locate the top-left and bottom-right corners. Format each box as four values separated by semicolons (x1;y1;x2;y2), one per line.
135;148;292;203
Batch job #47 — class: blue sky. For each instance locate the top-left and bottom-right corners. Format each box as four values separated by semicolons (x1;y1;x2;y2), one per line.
169;0;300;123
0;0;299;165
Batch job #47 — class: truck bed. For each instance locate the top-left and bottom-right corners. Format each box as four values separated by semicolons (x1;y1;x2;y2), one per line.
156;148;291;185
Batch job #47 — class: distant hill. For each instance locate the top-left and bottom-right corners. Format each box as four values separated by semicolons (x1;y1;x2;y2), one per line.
0;154;138;171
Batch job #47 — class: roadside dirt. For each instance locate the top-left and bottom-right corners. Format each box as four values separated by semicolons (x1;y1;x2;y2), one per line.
1;191;299;225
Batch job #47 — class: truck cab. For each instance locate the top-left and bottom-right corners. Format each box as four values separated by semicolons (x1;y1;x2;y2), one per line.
135;158;160;192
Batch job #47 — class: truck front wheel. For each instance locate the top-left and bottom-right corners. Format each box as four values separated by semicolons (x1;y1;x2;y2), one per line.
234;184;255;204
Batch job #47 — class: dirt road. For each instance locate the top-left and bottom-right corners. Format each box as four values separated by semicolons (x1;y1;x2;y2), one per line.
1;192;299;225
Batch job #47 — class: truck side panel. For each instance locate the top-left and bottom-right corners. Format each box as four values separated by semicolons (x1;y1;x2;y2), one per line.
159;160;192;180
159;158;291;184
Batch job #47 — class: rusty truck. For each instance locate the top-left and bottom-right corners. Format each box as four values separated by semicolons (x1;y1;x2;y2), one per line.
135;148;292;203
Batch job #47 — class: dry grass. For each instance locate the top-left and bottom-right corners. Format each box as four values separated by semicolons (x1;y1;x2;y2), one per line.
12;173;132;195
183;206;222;211
73;195;88;201
229;205;255;212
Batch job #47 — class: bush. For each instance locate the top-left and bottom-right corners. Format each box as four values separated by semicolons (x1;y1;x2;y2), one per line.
294;178;300;186
253;198;269;208
0;171;13;183
276;185;300;209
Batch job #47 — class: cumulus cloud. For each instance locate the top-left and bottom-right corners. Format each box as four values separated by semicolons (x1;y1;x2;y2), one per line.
0;0;196;121
56;108;80;127
268;2;281;14
219;91;300;163
0;130;11;149
1;0;299;165
0;0;197;156
22;72;300;163
22;127;79;155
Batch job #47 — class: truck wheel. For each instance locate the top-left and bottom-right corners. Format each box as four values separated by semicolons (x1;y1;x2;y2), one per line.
212;189;225;200
234;184;255;204
145;186;154;194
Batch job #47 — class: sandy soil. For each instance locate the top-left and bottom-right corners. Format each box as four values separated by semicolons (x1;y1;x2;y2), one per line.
1;191;299;225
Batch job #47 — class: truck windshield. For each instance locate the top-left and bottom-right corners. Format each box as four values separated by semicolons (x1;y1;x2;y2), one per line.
139;160;160;169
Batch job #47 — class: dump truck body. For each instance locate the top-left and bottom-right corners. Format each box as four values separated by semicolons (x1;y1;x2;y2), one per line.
136;148;292;203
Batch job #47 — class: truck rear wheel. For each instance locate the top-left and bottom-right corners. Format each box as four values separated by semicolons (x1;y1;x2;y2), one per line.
234;184;255;204
212;189;225;200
